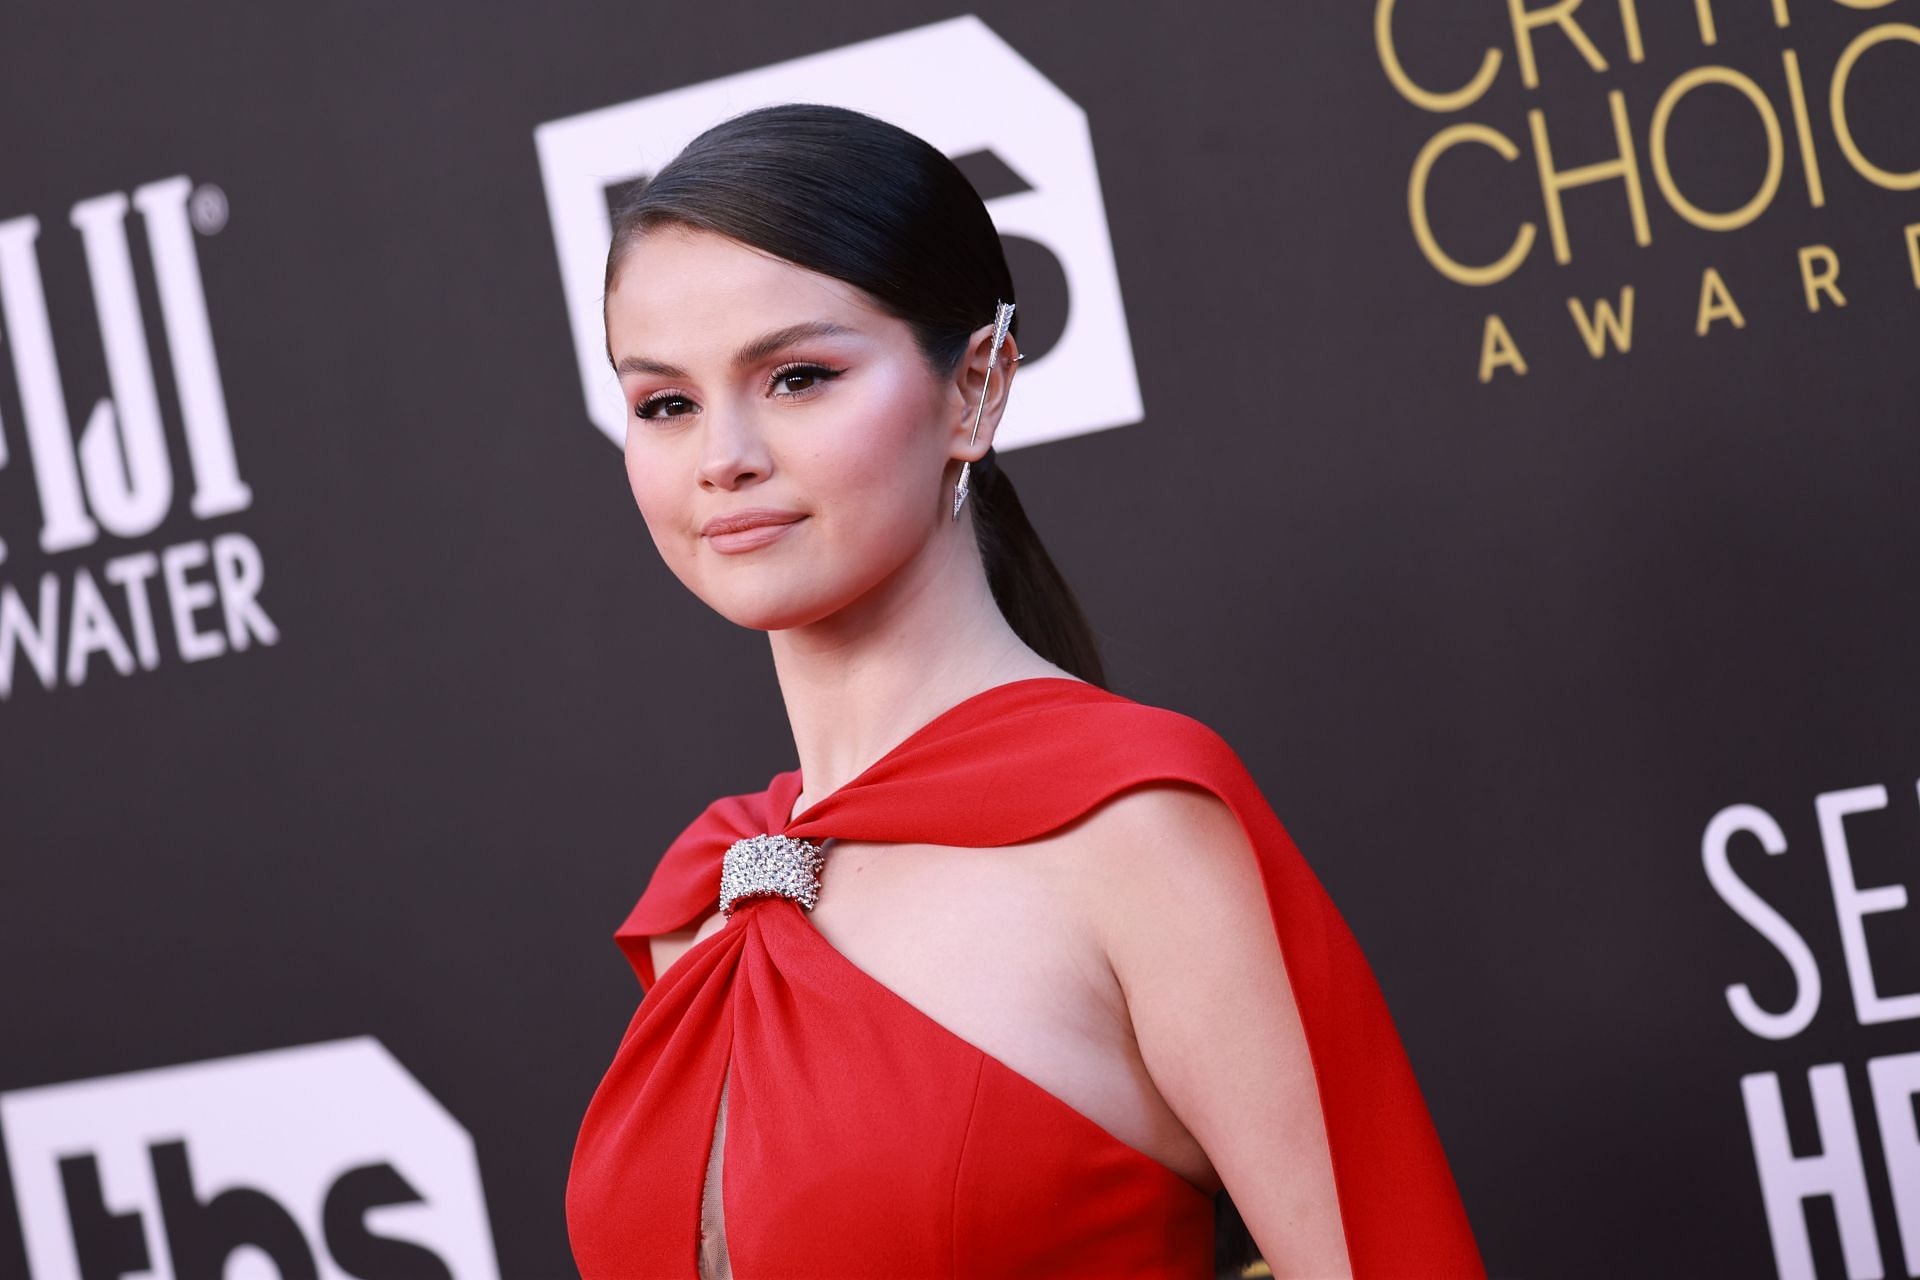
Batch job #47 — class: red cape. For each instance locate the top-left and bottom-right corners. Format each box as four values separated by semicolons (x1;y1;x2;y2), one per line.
605;676;1483;1276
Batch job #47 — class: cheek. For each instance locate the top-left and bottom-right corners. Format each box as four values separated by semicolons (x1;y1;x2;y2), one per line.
623;436;684;546
811;372;948;511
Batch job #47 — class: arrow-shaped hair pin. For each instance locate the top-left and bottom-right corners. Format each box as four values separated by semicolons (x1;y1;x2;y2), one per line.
952;300;1020;520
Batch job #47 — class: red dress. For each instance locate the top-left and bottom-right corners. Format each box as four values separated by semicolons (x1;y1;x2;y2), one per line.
567;677;1484;1278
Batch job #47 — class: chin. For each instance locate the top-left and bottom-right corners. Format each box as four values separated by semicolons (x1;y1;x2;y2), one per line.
693;578;846;634
667;521;921;632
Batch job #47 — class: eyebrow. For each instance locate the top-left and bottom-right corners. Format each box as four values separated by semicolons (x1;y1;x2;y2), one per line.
610;320;861;378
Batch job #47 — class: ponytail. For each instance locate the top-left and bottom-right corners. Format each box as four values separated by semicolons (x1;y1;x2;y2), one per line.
967;448;1107;689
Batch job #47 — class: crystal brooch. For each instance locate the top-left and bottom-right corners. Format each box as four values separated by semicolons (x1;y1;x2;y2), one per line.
719;833;827;920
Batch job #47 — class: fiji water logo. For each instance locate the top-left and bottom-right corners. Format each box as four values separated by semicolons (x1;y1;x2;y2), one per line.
534;14;1142;454
0;175;277;700
1;1037;500;1279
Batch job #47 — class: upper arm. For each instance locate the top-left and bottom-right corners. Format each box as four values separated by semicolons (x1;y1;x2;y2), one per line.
647;910;726;990
1090;784;1352;1280
647;926;699;990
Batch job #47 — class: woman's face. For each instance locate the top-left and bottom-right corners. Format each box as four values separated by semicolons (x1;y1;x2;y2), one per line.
604;225;975;632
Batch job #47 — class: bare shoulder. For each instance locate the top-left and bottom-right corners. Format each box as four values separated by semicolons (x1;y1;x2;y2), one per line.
1067;780;1287;1052
1065;783;1269;958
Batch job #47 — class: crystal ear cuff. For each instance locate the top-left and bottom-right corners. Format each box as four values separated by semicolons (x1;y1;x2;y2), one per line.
952;300;1019;520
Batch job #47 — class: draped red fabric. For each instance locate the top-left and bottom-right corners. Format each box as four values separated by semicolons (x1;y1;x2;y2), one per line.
567;677;1485;1278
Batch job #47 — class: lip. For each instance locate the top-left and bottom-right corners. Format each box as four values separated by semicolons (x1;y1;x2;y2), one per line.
701;509;807;554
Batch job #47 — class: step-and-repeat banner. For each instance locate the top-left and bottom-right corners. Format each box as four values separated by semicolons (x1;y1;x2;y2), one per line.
4;5;1916;1277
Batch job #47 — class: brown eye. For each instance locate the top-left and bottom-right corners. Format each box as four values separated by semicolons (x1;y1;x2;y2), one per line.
636;393;694;420
768;363;845;398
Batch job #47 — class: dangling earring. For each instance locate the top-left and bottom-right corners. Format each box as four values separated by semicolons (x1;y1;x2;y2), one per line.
953;300;1020;520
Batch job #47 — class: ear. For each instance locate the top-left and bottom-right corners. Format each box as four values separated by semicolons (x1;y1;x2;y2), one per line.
945;320;1020;465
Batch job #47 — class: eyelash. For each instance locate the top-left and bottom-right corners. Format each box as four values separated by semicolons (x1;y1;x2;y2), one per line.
634;362;847;421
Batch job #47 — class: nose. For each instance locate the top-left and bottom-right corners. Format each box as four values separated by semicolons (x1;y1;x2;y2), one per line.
694;402;771;492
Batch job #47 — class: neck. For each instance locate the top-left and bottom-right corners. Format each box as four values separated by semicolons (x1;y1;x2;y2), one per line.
767;514;1070;819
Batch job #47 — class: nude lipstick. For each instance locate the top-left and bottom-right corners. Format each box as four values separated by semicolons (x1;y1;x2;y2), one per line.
701;508;806;555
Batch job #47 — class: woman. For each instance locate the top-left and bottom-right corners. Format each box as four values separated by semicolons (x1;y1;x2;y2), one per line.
566;103;1483;1279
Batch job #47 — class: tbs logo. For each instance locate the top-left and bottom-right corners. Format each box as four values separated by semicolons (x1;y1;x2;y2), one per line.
534;13;1141;454
1;1038;499;1280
